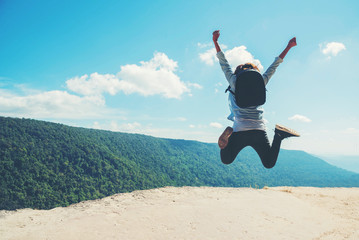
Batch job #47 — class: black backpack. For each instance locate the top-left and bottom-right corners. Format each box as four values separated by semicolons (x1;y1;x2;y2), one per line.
225;69;266;108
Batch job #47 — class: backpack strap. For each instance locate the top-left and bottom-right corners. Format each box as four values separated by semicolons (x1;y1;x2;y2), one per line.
225;68;245;95
225;85;234;95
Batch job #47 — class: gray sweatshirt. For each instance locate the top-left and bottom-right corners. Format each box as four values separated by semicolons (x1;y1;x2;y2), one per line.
216;51;283;132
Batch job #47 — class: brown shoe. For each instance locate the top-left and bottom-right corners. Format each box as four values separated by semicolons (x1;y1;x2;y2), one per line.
275;124;300;139
218;127;233;149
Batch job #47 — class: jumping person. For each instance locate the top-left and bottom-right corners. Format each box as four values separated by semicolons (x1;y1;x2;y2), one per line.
213;30;300;169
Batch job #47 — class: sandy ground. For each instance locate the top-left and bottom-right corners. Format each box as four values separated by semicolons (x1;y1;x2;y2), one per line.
1;187;359;240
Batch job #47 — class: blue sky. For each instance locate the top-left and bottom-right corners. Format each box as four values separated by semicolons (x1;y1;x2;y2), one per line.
1;0;359;157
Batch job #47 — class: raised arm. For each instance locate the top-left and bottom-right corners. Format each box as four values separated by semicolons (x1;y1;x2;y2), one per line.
279;37;297;59
213;30;234;83
263;37;297;85
213;30;221;52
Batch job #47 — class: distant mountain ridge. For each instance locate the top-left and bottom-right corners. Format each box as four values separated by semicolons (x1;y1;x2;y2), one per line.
1;116;359;210
319;155;359;173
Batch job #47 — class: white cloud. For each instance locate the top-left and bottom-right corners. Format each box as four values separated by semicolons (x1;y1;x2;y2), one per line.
115;121;142;132
93;121;142;132
224;46;263;72
210;122;223;128
67;52;191;99
197;42;212;48
176;117;187;122
321;42;346;57
288;114;312;123
187;83;203;89
343;128;359;134
198;44;228;66
199;45;263;72
0;90;114;119
199;48;217;66
66;73;119;96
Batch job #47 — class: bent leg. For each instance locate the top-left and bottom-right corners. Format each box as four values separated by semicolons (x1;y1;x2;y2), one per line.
250;131;282;169
220;131;247;165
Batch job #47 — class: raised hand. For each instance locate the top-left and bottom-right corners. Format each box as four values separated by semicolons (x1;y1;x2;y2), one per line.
279;37;297;59
213;30;220;42
287;37;297;48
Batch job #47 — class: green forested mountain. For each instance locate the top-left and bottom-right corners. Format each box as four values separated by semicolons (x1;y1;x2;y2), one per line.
1;116;358;210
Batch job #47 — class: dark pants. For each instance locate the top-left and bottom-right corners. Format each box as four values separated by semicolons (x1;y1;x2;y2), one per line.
220;130;282;169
